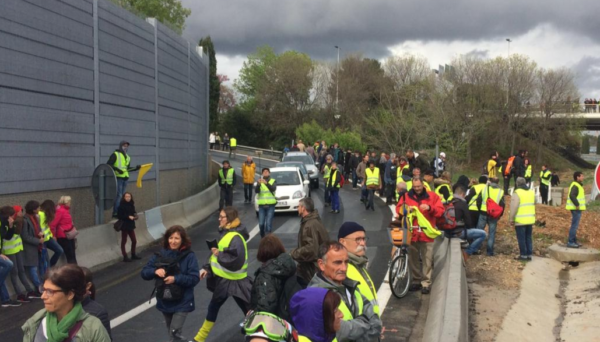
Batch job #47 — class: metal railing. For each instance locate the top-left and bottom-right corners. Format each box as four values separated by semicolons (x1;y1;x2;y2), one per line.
210;144;284;160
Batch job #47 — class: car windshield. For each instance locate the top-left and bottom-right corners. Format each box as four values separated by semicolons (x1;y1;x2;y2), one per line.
270;171;300;186
283;155;313;164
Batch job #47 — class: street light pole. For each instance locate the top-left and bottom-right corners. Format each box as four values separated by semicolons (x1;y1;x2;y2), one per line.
334;46;340;113
506;38;516;155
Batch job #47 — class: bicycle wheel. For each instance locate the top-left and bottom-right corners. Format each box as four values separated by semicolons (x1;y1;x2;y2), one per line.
389;252;411;298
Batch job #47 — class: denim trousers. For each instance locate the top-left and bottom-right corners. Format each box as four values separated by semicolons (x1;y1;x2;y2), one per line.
568;210;582;244
113;178;128;214
463;228;488;255
515;225;533;256
0;257;13;303
258;205;275;237
44;238;64;267
330;189;340;211
477;214;499;255
244;184;253;201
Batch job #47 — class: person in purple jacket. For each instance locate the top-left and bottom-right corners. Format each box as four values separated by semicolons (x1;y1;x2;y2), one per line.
290;288;343;342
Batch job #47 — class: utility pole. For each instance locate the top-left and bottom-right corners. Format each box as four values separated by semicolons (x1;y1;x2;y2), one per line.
335;46;340;113
506;38;516;156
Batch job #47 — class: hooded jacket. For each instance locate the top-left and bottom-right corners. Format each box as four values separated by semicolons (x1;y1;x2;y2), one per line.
290;288;335;342
106;141;138;179
250;253;297;314
141;247;200;313
407;152;430;173
22;308;111;342
290;210;329;283
202;219;253;302
50;204;74;239
308;273;382;342
117;199;137;231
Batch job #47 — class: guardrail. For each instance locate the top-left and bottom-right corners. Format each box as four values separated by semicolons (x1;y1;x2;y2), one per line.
210;144;284;160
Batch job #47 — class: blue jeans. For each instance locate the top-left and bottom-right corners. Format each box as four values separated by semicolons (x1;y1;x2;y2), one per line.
367;189;376;209
25;266;41;288
515;225;533;256
324;181;330;204
44;238;64;267
258;205;275;237
361;183;368;201
0;257;13;303
463;229;487;255
352;171;358;188
330;189;340;211
113;178;128;214
477;214;499;255
568;210;582;244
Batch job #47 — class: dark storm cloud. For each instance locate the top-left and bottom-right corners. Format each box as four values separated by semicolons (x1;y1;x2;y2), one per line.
180;0;597;59
572;57;600;97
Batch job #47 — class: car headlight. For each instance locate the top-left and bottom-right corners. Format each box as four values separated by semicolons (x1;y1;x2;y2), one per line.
292;191;304;199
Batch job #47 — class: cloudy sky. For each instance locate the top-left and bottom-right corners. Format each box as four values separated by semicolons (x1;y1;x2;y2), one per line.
180;0;600;97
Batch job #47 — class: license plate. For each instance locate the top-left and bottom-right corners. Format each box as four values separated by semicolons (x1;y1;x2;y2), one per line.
277;201;287;206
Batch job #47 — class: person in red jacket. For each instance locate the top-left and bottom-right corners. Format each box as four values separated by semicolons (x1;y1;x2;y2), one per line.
396;177;444;294
50;196;77;264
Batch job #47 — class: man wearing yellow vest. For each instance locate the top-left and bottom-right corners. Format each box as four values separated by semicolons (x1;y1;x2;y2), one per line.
524;159;532;188
539;165;552;205
256;168;277;238
337;222;380;315
327;162;342;214
0;207;21;307
107;141;140;218
309;241;382;342
322;155;333;207
218;160;237;211
229;137;237;159
509;177;535;260
1;206;35;303
434;171;453;204
466;175;487;227
566;171;586;248
476;177;505;256
365;161;382;211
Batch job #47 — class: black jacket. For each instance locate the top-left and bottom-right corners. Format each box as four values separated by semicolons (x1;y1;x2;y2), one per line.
513;155;525;178
117;200;137;231
408;153;431;173
327;169;341;189
452;197;473;229
250;253;296;314
82;296;112;340
569;182;581;207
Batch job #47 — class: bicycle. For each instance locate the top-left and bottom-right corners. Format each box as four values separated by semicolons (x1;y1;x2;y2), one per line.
387;224;413;298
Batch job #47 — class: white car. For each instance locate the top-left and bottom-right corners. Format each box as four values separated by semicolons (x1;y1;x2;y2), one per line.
254;167;311;214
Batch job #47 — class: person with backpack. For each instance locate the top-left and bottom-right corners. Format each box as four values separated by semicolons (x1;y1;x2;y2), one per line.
476;177;505;256
451;186;486;259
337;222;379;315
509;178;536;260
250;235;298;321
142;225;199;342
195;207;252;342
466;176;487;228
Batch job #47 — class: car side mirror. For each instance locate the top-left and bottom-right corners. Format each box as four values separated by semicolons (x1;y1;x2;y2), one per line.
303;180;310;185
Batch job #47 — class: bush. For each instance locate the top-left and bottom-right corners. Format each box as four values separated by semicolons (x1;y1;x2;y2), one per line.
582;135;590;154
295;121;366;152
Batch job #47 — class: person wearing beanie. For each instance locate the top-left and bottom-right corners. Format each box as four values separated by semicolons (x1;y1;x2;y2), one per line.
107;140;141;218
337;222;379;315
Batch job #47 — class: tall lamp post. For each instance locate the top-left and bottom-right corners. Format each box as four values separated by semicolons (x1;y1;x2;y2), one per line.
506;38;514;155
334;45;340;113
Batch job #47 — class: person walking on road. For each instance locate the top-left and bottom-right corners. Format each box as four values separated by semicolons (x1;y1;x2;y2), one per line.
308;242;382;342
222;133;230;151
509;177;536;260
290;287;344;342
51;196;78;264
566;171;586;248
452;186;487;259
327;162;342;214
39;200;63;267
209;132;216;150
107;140;140;218
365;161;382;211
322;155;333;207
81;267;112;340
396;177;444;294
195;207;252;342
242;157;257;203
296;139;306;152
117;192;140;262
337;222;379;315
142;225;200;342
21;201;44;296
1;206;35;303
476;177;505;256
349;151;361;190
539;165;552;205
218;160;236;211
214;132;221;150
384;153;397;205
256;168;277;237
356;155;368;201
229;136;237;159
291;198;329;286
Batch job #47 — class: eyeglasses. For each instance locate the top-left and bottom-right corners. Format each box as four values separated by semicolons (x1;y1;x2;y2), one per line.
218;215;227;220
39;286;66;297
243;311;293;342
343;236;369;244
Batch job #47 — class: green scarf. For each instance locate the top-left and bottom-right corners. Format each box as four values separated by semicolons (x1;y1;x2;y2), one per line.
46;302;83;342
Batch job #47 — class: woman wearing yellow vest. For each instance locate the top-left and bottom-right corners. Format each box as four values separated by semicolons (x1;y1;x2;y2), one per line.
566;171;586;248
290;287;343;342
509;177;536;261
39;200;64;267
195;207;252;342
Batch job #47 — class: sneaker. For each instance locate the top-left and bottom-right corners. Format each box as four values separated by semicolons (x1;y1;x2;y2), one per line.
527;256;532;261
409;284;422;292
131;254;141;260
330;209;335;213
17;294;31;303
1;300;22;307
421;287;431;295
566;243;580;249
334;210;340;214
123;256;132;262
27;291;43;299
514;255;529;261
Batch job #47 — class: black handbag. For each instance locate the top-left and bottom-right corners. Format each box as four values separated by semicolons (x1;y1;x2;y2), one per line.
113;220;124;232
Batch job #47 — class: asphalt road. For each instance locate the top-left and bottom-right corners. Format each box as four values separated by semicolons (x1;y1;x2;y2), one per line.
0;149;427;341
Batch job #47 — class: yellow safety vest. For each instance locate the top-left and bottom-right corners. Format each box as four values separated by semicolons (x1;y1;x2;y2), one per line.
219;168;234;185
230;137;237;147
39;211;53;242
480;186;504;212
339;288;364;321
299;336;311;342
113;151;130;178
2;234;23;255
324;165;331;179
468;184;486;211
396;164;409;179
566;182;586;211
434;184;452;204
210;231;248;280
524;165;532;178
365;168;379;186
514;188;536;225
257;178;277;205
540;170;551;186
328;170;341;188
346;263;379;314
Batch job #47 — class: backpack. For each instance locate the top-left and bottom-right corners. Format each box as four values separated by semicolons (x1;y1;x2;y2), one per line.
485;187;504;219
150;250;191;303
277;275;303;322
504;156;515;176
340;174;345;187
437;200;458;230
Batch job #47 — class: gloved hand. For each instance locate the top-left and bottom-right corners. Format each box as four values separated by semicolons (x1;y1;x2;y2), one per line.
115;168;124;174
135;165;141;171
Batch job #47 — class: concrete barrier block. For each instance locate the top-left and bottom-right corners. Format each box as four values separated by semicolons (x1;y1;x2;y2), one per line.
145;206;166;241
548;244;600;263
160;202;191;230
183;181;219;225
76;223;123;269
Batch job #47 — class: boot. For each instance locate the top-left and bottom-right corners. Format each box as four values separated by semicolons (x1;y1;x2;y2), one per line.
194;320;215;342
131;254;141;260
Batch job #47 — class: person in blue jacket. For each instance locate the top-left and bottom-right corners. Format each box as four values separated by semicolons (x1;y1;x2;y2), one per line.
142;225;200;342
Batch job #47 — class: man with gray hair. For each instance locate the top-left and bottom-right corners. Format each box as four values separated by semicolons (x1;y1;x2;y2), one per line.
509;177;535;261
291;198;329;285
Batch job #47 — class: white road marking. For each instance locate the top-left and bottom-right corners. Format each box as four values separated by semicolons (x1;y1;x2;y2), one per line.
373;198;396;316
